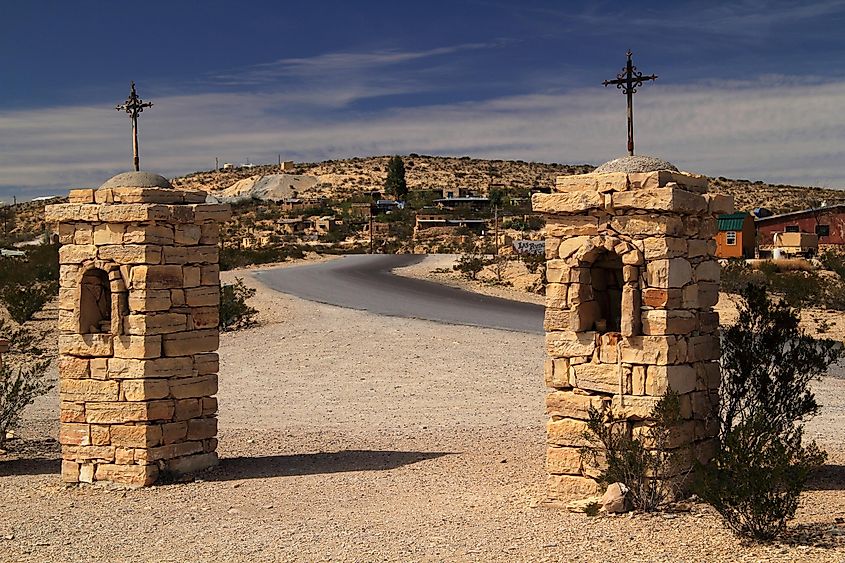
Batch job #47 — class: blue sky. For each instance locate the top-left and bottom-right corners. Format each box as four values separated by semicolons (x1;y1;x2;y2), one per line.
3;0;845;200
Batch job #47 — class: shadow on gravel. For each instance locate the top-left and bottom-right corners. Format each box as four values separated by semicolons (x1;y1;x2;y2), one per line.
806;464;845;491
0;457;61;476
206;450;451;481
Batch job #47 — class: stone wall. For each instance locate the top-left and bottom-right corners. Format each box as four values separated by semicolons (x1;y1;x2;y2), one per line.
45;177;231;486
533;169;734;500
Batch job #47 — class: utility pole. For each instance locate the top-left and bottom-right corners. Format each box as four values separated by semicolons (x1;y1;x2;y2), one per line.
369;204;375;254
215;157;219;170
494;205;499;257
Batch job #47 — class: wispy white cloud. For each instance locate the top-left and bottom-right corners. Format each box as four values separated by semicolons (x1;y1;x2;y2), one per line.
3;75;845;200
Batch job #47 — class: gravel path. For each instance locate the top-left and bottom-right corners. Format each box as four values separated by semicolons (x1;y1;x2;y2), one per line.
1;267;844;562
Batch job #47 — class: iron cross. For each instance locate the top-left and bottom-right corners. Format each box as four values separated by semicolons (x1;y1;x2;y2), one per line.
115;81;153;171
603;50;657;156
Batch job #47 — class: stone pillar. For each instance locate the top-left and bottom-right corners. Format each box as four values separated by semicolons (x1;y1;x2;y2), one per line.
45;172;231;487
532;158;734;500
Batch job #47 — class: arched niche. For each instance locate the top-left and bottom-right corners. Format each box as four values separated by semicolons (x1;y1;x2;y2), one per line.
79;268;111;334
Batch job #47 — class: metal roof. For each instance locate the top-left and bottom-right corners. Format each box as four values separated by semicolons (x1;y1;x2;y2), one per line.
755;203;845;224
717;212;748;231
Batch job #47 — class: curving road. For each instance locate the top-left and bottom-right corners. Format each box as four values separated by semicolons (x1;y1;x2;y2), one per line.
256;255;544;334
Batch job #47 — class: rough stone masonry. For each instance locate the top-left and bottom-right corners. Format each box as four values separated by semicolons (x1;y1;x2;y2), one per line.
532;157;734;500
45;171;231;487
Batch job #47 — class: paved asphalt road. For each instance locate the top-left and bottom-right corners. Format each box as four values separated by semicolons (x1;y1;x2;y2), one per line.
256;255;544;334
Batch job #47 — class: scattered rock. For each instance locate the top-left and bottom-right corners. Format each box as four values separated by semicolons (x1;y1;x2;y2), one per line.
601;482;631;514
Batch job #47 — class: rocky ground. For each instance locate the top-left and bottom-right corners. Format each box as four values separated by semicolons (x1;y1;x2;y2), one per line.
1;262;845;562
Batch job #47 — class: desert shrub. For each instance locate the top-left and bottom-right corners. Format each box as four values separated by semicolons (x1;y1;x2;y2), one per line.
219;245;307;271
219;278;258;331
454;252;486;280
0;242;59;324
720;259;759;294
580;391;683;512
820;249;845;279
696;283;843;540
521;252;546;274
0;319;53;448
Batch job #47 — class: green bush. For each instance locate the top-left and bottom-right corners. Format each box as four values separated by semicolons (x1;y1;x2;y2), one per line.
696;283;842;540
0;242;59;324
0;319;53;448
580;391;683;512
454;252;486;280
219;278;258;331
219;245;307;271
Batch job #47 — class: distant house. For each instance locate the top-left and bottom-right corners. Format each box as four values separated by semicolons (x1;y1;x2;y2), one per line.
433;196;490;211
373;199;404;214
715;212;755;259
441;187;476;199
755;204;845;251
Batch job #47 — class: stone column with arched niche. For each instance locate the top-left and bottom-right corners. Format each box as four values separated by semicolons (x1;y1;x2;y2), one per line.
532;156;735;500
45;171;231;487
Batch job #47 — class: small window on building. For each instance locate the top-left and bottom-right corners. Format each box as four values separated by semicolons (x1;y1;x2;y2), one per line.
726;231;737;245
816;224;830;237
79;268;111;334
785;225;800;233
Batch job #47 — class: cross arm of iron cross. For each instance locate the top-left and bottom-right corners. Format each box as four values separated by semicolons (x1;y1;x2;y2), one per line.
602;50;657;156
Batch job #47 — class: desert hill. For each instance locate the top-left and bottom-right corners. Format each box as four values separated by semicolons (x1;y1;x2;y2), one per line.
171;154;845;215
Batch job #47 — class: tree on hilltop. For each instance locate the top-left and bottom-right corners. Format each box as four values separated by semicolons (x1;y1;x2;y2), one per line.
384;156;407;200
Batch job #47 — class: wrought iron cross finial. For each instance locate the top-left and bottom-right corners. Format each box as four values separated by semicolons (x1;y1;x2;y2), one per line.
115;81;153;171
602;50;657;156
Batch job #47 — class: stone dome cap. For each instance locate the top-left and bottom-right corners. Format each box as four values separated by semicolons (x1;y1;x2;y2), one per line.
99;171;172;190
593;155;679;174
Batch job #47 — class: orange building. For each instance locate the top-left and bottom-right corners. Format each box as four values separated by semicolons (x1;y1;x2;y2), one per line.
715;212;755;258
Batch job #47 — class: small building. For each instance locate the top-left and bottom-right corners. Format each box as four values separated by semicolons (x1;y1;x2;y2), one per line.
364;221;391;237
756;204;845;252
715;212;755;259
441;187;476;199
314;216;336;234
280;160;295;171
373;200;404;214
349;202;373;219
433;196;490;210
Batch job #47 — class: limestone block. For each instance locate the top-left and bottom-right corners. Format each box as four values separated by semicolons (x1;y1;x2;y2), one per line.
90;358;108;379
98;244;162;265
620;336;686;365
698;311;720;334
192;204;232;223
124;313;188;336
94;463;158;487
628;171;708;193
643;237;687;260
554;173;599;192
641;310;697;335
699;217;718;239
59;264;81;287
92;224;125;245
645;364;697;395
61;460;80;482
169;374;218;399
191;307;219;330
162;421;189;444
682;284;700;309
610;215;684;238
546;446;584;474
165;452;218;476
544;308;570;332
199;223;220;245
63;445;115;462
113;335;162;359
532;192;604;214
572;362;629;394
61;402;86;423
183;266;201;288
73;225;94;245
570;301;601;332
59;334;113;357
547;475;600;499
163;329;220;357
194;353;220;375
187;417;217;440
128;290;172;312
544;358;571;388
610;395;661;420
174;224;202;245
171;289;186;306
162;246;188;264
546;390;604;419
174;399;202;421
545;216;600;237
59;357;90;379
97;204;170;223
642;288;682;308
129;265;184;289
646;258;693;288
620;286;640;337
705;193;735;215
612;187;707;214
556;237;592;261
85;400;174;424
697;282;720;308
59;244;97;264
60;379;120;402
546;260;568;283
110;424;163;447
185;246;219;264
58;223;76;244
688;335;720;362
110;187;185;204
200;265;220;286
202;397;218;416
687;239;709;258
695;260;720;283
69;189;95;204
631;366;647;395
596;172;629;193
45;203;100;223
60;423;91;446
107;357;193;379
185;286;219;307
121;379;170;401
124;225;175;245
147;440;204;462
547;418;591;447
